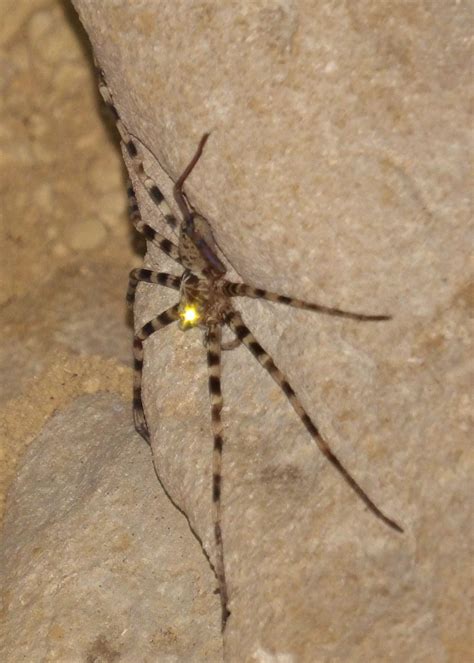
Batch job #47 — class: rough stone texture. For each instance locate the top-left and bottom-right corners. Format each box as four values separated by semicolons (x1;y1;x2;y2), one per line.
0;394;222;661
0;0;136;512
71;2;473;661
2;0;472;661
0;1;221;659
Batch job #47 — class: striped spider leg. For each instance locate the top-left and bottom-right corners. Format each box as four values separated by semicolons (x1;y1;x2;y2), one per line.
99;74;402;628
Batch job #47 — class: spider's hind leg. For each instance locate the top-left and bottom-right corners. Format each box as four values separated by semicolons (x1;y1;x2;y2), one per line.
225;309;402;533
206;324;231;630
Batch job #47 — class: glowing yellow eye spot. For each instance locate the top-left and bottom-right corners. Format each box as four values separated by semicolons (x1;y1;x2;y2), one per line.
181;305;200;324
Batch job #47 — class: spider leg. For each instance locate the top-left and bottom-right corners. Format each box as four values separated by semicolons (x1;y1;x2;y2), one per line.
171;134;227;275
206;324;231;630
98;73;178;230
127;269;181;308
133;304;180;443
224;282;391;321
173;133;210;221
225;310;403;533
127;185;181;262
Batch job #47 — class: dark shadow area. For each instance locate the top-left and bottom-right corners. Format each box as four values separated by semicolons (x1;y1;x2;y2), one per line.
60;0;146;261
60;0;147;336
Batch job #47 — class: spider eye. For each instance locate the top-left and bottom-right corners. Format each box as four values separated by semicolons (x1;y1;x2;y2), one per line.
180;304;200;327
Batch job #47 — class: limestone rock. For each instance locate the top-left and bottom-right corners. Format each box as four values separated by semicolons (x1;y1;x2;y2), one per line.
23;1;474;660
0;394;222;662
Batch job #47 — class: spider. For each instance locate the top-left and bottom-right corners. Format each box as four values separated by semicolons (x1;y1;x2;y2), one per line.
99;74;403;630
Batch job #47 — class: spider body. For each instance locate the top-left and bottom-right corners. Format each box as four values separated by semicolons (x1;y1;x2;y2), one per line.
99;72;402;631
178;271;229;330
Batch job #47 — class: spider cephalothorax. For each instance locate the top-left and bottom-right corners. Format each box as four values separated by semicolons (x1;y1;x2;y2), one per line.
178;271;231;331
99;73;403;630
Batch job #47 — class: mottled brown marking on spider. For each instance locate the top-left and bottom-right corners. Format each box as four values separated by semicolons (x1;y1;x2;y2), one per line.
98;73;403;631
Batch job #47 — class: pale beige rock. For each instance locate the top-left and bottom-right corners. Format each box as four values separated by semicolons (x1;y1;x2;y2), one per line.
26;1;474;661
67;217;108;250
0;0;138;519
1;3;224;657
0;394;222;662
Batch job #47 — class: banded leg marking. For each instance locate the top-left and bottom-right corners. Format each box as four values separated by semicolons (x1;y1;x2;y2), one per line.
226;310;402;533
133;304;180;443
127;269;181;308
98;74;178;230
206;324;230;629
127;185;181;262
224;282;391;322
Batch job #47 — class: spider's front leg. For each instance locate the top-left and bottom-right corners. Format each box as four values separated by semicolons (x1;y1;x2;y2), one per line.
225;310;403;533
224;282;391;321
133;304;180;443
206;324;231;630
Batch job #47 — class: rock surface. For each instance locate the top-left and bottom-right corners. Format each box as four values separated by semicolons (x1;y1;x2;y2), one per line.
0;1;221;660
1;0;472;661
72;1;473;661
0;394;222;661
0;0;136;516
